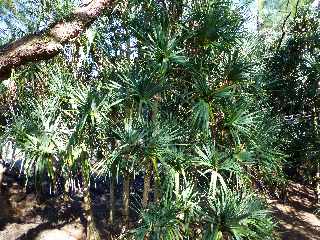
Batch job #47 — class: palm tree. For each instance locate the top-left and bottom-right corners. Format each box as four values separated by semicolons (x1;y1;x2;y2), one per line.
64;83;120;239
111;117;144;224
9;98;67;193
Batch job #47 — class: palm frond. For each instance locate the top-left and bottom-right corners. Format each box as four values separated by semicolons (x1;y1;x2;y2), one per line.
201;188;275;240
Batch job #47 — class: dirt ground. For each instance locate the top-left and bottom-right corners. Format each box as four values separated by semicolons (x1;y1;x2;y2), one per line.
267;182;320;240
0;175;319;240
0;174;135;240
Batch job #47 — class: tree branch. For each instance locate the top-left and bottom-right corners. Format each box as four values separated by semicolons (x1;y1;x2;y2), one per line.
0;0;114;80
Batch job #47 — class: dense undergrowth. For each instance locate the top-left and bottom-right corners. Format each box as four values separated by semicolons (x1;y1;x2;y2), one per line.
0;0;320;239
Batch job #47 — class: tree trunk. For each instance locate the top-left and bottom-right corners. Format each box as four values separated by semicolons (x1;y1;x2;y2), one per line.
109;164;116;224
123;170;130;224
81;153;100;240
83;179;100;240
142;161;151;208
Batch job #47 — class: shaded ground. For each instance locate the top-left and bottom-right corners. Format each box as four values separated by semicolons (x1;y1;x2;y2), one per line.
0;174;319;239
0;174;139;239
267;181;320;240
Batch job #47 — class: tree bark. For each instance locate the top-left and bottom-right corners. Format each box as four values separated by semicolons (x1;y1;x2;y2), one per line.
83;178;101;240
0;0;115;80
142;161;151;208
80;153;100;240
123;170;130;224
109;164;116;224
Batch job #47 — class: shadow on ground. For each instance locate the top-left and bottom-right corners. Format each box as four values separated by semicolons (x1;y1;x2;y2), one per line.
268;182;320;240
0;174;142;239
1;175;320;239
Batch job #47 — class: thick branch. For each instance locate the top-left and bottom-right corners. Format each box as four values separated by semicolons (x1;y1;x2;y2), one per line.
0;0;114;80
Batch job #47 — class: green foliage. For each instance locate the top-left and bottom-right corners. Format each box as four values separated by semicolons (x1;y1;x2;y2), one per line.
201;189;275;240
130;184;200;240
130;185;275;240
4;0;316;238
264;7;320;179
189;0;245;49
10;98;66;187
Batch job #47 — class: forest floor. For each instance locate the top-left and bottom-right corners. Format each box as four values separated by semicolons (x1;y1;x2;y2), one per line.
0;174;319;240
267;181;320;240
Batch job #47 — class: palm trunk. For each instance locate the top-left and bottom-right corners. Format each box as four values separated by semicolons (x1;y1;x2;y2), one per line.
142;161;151;208
80;152;100;240
83;179;100;240
123;170;130;224
109;164;116;224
